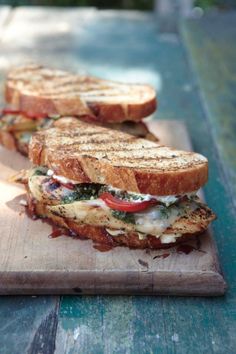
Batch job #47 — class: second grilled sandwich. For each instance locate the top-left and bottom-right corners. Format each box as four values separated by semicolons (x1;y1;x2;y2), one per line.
1;64;157;155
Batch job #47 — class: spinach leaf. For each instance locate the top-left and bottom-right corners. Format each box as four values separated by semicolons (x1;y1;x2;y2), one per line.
112;210;135;224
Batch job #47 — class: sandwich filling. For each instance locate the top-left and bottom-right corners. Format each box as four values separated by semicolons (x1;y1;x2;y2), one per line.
0;110;59;154
26;166;205;243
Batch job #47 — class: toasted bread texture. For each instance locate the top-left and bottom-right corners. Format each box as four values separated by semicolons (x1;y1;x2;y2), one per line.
0;130;29;155
0;113;158;156
29;118;208;196
27;195;215;249
5;64;157;123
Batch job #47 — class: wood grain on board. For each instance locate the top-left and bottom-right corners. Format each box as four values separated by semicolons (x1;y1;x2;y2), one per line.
0;120;226;295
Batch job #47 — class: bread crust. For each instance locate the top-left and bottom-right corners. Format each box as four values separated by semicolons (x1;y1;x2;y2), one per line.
0;130;28;155
29;119;208;195
5;65;157;123
29;197;214;250
0;130;16;151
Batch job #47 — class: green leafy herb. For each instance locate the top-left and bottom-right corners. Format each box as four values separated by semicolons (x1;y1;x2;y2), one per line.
61;184;102;204
159;206;170;219
125;194;145;202
112;210;135;224
61;192;80;204
75;184;101;200
33;166;48;176
101;187;145;202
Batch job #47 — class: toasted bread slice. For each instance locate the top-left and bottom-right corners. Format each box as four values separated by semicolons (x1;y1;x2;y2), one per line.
29;118;208;196
102;121;158;142
28;195;215;249
5;64;157;123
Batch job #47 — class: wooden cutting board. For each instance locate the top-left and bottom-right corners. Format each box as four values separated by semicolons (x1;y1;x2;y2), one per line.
0;120;226;295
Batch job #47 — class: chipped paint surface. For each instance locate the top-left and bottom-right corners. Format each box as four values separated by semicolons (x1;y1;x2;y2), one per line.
0;296;59;354
171;333;179;342
55;297;135;354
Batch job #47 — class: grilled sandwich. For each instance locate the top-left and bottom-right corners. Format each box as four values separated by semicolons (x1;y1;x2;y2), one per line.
14;118;216;250
0;64;157;155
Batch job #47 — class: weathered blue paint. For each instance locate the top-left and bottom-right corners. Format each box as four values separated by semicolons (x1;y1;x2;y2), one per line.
181;11;236;206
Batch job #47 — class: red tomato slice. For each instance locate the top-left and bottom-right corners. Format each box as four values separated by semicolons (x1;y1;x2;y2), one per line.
2;108;47;119
51;177;75;190
2;108;21;115
24;112;47;119
61;182;75;190
100;192;157;213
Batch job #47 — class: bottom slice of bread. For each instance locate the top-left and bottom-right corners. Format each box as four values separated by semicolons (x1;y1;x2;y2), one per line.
0;130;28;156
27;194;214;250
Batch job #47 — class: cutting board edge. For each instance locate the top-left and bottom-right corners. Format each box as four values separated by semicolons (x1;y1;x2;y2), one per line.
0;269;227;296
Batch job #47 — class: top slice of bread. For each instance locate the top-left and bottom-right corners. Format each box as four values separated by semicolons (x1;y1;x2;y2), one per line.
5;64;157;123
29;118;208;196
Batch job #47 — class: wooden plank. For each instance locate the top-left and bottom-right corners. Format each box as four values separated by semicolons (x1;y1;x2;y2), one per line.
0;120;225;295
181;12;236;207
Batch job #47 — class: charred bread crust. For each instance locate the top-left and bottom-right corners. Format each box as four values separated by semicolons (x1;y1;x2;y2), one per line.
28;196;215;250
0;130;16;151
0;130;28;155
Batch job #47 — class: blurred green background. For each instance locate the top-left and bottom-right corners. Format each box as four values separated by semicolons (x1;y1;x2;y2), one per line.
0;0;235;9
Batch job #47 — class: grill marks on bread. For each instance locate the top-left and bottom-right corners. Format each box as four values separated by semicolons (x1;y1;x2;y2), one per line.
29;119;208;195
6;64;157;122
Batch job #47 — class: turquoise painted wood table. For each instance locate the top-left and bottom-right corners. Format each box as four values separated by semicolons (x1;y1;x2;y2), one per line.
0;7;235;353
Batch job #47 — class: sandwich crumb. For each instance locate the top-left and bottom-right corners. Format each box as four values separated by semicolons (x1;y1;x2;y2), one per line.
19;199;28;206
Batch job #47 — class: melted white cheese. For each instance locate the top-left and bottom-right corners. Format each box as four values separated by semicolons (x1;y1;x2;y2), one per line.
135;206;181;235
46;169;197;204
47;170;79;185
137;232;183;243
160;233;182;244
29;168;198;240
105;228;126;236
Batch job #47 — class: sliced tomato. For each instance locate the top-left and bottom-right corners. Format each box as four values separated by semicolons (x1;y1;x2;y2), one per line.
2;108;21;115
2;108;47;120
60;182;75;190
24;112;47;119
51;177;74;190
100;192;157;213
